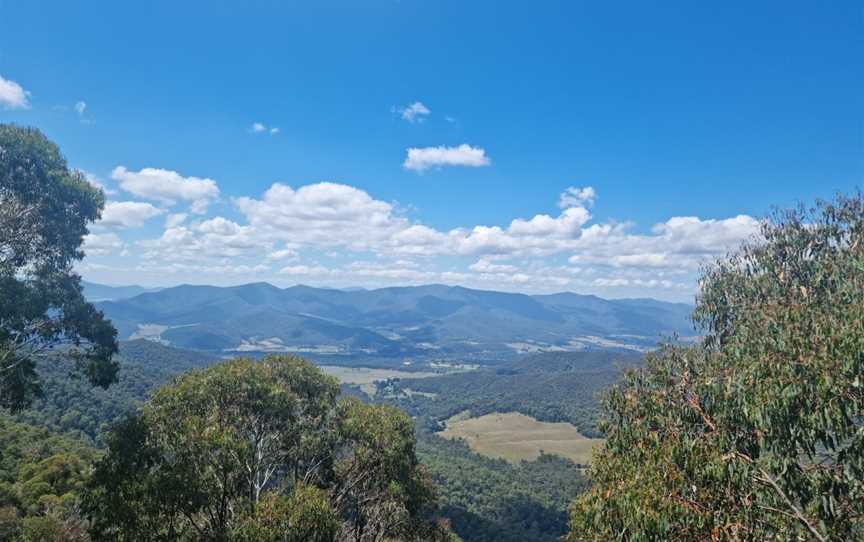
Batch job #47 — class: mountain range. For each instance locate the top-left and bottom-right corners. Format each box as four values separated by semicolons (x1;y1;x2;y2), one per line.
82;281;162;302
90;282;696;358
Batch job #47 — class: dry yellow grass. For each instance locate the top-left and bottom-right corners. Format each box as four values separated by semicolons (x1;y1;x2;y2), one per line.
439;411;603;464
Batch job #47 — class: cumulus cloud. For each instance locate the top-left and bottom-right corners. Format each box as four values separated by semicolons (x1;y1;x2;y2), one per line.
165;213;188;228
393;101;431;123
559;186;596;208
0;75;30;109
99;201;164;228
138;216;266;263
469;259;518;273
236;182;406;250
83;233;124;256
566;215;761;270
403;144;491;172
84;179;761;300
111;166;220;213
507;206;591;238
266;248;298;261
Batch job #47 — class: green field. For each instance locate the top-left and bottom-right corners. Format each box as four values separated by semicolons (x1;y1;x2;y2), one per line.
318;366;438;396
439;411;603;464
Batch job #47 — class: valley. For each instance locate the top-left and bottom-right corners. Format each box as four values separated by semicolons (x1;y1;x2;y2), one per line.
13;338;631;542
318;365;440;396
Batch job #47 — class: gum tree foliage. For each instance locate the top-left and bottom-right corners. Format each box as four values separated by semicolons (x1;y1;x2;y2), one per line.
0;416;97;541
0;124;118;412
569;194;864;541
83;355;459;542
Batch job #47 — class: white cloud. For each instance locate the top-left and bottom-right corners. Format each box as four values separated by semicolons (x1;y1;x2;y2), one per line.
99;201;163;228
74;101;87;115
266;248;297;261
138;216;266;263
565;215;761;270
83;233;124;256
469;259;518;273
236;182;406;250
403;144;491;172
83;179;761;301
393;101;431;123
165;213;188;228
558;186;596;208
0;75;30;109
345;260;437;282
278;264;333;276
111;166;220;213
507;206;591;238
251;122;279;135
611;253;671;268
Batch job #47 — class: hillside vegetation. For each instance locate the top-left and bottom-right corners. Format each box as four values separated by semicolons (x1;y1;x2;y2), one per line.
569;195;864;540
14;340;214;446
387;351;640;438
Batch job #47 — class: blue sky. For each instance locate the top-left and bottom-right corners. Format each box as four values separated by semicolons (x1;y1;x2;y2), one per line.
1;1;861;301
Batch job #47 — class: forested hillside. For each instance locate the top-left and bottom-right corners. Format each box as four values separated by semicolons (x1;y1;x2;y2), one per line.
15;340;617;542
387;351;640;438
14;341;214;446
0;417;98;539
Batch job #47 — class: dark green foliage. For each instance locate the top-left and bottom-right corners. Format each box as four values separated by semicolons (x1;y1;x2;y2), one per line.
14;340;214;446
570;194;864;541
0;416;96;541
0;124;118;412
82;355;458;541
230;486;340;542
419;434;589;542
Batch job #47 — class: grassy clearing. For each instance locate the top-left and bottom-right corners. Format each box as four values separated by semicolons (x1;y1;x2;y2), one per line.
439;411;603;464
319;366;438;396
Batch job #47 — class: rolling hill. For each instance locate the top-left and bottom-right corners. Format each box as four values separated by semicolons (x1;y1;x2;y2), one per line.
81;281;161;301
92;282;696;357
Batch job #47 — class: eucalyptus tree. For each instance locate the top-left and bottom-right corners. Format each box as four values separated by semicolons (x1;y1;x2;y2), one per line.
84;355;459;541
569;194;864;541
0;124;118;411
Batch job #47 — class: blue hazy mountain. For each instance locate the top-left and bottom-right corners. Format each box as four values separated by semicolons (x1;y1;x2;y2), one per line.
93;282;695;356
82;281;162;302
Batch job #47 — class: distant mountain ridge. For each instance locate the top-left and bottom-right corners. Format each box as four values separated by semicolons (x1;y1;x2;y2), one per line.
82;281;162;301
91;282;695;357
